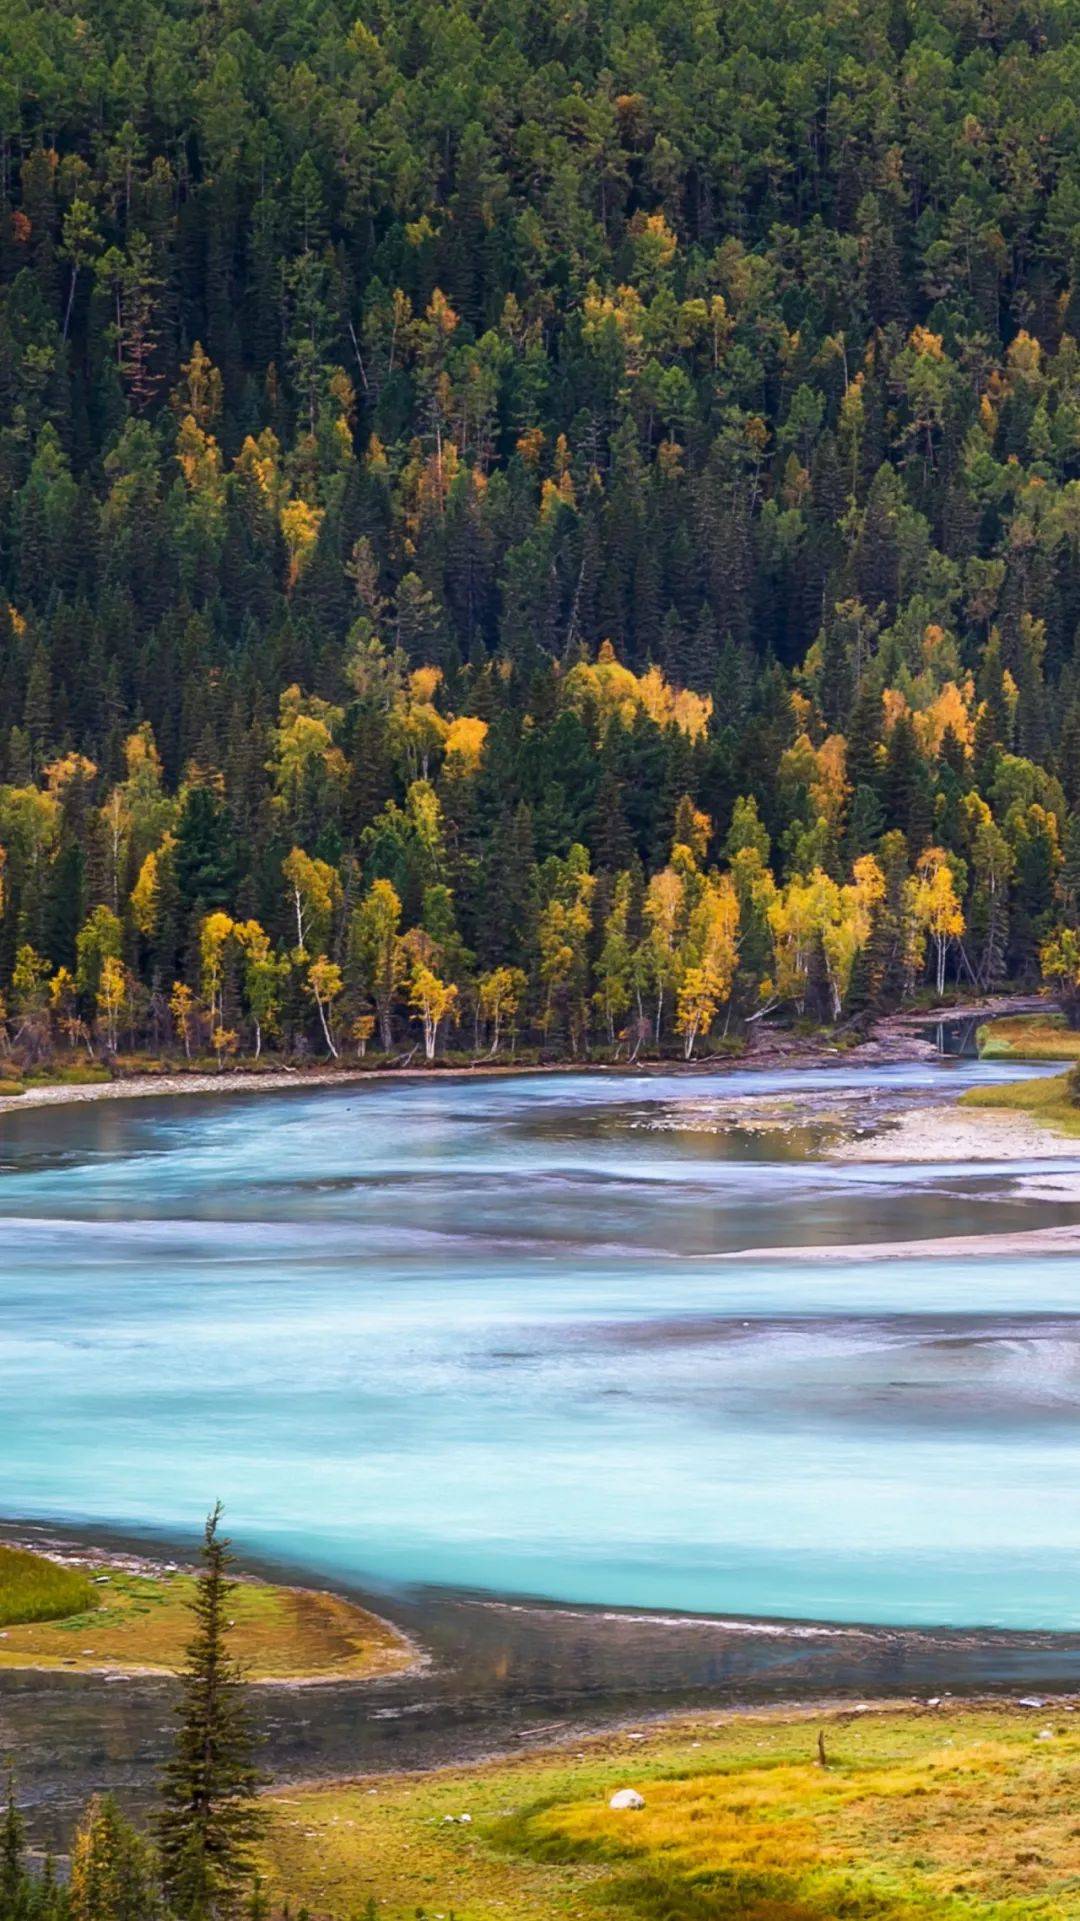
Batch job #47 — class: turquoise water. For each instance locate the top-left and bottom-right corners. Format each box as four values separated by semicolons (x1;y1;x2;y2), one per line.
3;1062;1080;1630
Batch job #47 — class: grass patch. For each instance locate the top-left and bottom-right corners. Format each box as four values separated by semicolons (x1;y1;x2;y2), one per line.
262;1705;1080;1920
0;1550;413;1681
23;1063;112;1086
961;1068;1080;1137
0;1077;24;1095
977;1015;1080;1062
0;1544;97;1626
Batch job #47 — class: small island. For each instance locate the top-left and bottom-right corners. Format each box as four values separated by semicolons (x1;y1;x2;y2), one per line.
0;1540;416;1684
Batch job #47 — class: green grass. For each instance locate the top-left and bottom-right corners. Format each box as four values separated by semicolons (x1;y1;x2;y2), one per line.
977;1015;1080;1062
262;1705;1080;1921
0;1544;97;1626
0;1548;414;1680
23;1063;112;1086
961;1067;1080;1136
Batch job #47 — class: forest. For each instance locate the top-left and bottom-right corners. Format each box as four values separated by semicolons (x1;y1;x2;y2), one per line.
3;0;1080;1065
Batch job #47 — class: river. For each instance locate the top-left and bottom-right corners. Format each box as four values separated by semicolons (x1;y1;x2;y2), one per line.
4;1057;1080;1821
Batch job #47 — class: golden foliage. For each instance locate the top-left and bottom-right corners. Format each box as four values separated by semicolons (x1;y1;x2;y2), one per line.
565;645;712;740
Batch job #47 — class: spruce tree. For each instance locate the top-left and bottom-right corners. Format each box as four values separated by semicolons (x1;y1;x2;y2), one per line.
159;1506;264;1921
0;1770;25;1919
70;1796;162;1921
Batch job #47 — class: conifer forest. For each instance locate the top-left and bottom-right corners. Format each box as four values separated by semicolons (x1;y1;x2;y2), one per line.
3;0;1080;1065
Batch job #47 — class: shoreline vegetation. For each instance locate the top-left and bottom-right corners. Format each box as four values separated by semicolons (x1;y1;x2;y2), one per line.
6;994;1080;1169
0;991;1051;1111
12;1523;1080;1918
0;1540;417;1684
261;1700;1080;1921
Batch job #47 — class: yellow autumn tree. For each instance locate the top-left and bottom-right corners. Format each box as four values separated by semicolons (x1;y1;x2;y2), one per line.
409;963;458;1061
385;667;450;781
477;965;527;1055
199;910;236;1031
769;858;884;1021
912;847;966;995
349;878;404;1051
280;496;323;587
96;953;127;1054
767;873;823;1013
130;832;176;939
676;873;740;1053
675;963;725;1059
641;864;686;1039
536;846;595;1052
170;981;198;1060
564;642;712;740
819;856;886;1018
269;687;347;823
1041;926;1080;1026
282;847;342;956
306;955;344;1059
443;714;489;773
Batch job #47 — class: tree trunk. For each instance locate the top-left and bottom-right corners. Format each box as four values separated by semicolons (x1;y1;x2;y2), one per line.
63;264;78;341
315;996;338;1058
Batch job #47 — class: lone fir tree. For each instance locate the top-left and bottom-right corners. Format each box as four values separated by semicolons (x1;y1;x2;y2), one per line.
159;1504;264;1921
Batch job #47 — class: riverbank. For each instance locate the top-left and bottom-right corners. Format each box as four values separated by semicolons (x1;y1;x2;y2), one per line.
11;1507;1080;1840
0;996;1011;1117
0;1048;913;1117
0;1535;418;1684
261;1697;1080;1920
976;1012;1080;1061
830;1095;1080;1162
8;1015;1080;1836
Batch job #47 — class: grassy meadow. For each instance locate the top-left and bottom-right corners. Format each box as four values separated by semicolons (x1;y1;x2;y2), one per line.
961;1069;1080;1138
0;1544;413;1680
264;1704;1080;1921
0;1543;97;1626
976;1016;1080;1063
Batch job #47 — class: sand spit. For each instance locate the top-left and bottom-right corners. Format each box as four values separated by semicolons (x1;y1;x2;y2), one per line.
829;1103;1080;1164
722;1220;1080;1263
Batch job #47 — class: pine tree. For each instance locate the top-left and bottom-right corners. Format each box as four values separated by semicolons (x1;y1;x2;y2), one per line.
70;1795;162;1921
0;1770;25;1917
159;1505;264;1921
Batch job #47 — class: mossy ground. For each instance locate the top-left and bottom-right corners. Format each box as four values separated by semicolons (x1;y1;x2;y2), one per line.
976;1015;1080;1063
0;1546;413;1681
263;1704;1080;1921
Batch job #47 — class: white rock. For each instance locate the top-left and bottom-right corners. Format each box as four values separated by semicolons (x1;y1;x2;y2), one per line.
1037;1728;1055;1740
1018;1695;1046;1708
609;1789;645;1811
